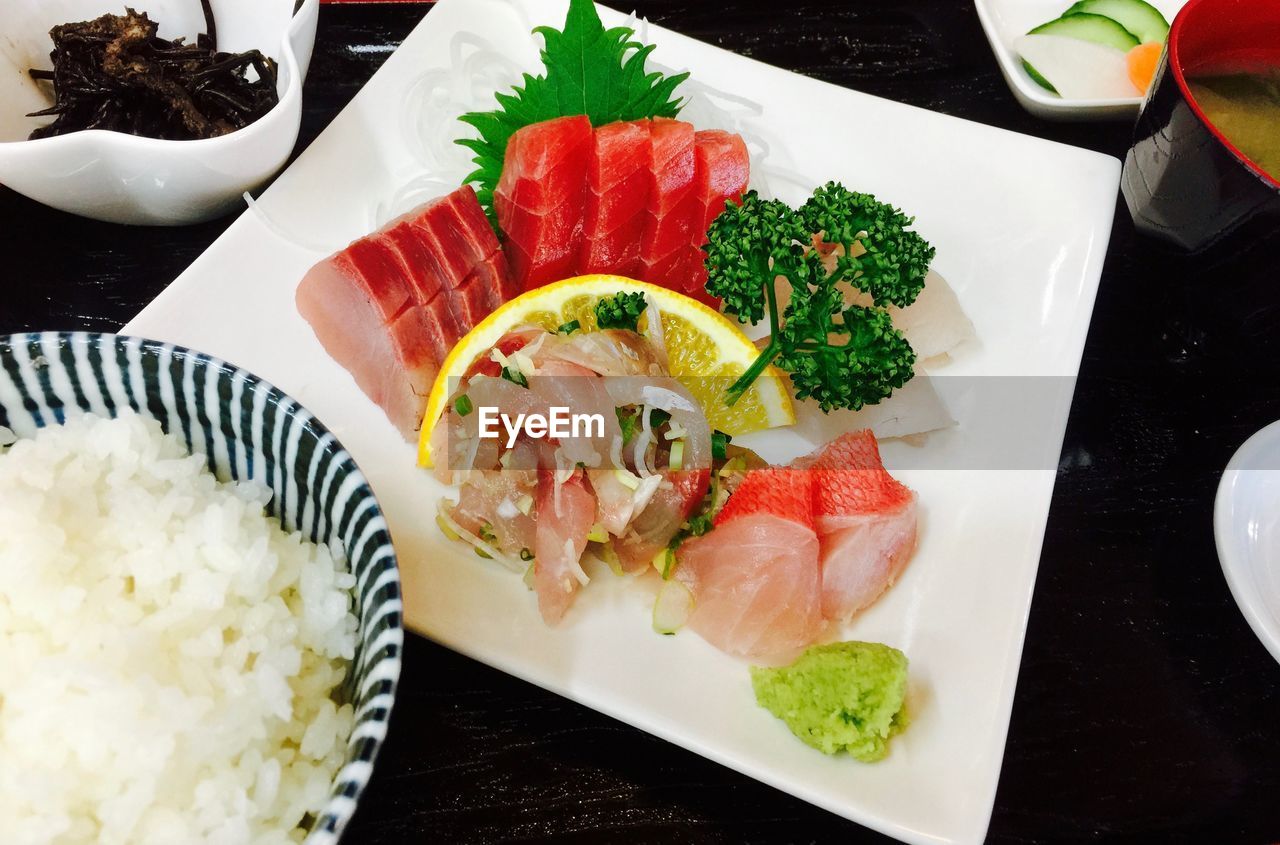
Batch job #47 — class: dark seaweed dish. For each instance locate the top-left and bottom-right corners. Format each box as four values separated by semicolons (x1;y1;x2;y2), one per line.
27;1;280;141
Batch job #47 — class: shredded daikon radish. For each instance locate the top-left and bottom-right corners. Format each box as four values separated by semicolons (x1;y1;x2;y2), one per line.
565;540;591;586
631;473;664;517
242;192;336;254
633;406;656;478
609;434;625;471
643;294;669;370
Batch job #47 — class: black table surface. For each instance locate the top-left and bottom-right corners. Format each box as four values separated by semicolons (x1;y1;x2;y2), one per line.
4;2;1279;843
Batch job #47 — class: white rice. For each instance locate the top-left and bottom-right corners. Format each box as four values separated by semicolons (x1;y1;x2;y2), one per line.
0;411;359;845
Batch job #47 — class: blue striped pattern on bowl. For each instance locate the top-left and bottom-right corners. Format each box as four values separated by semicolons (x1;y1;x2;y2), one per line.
0;332;403;844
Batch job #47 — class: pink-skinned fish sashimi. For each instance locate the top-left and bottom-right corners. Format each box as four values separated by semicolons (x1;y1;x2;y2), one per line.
676;468;825;660
296;185;513;440
792;430;918;621
495;115;593;291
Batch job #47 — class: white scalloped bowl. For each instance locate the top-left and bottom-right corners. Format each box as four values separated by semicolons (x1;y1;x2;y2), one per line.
0;0;318;225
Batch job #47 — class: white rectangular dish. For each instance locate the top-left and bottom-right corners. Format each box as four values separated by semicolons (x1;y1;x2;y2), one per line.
124;1;1121;842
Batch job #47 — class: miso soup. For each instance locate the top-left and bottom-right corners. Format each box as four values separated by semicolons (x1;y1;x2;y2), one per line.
1186;67;1280;181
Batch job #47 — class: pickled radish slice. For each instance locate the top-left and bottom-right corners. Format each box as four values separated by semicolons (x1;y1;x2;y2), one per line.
1015;34;1139;99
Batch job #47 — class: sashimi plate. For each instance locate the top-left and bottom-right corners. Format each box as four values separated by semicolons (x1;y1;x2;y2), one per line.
124;1;1120;843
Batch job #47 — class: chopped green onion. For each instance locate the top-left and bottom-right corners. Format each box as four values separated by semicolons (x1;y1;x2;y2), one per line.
478;522;497;544
556;319;581;335
652;579;695;634
474;546;493;560
668;439;684;470
435;513;460;542
520;547;535;561
455;394;473;417
684;511;714;537
599;543;624;576
614;468;641;490
711;430;731;461
651;546;678;580
718;455;748;476
595;291;647;332
587;522;609;543
501;366;528;388
616;406;639;445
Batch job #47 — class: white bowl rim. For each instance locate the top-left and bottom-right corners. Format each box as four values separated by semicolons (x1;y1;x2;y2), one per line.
1214;418;1280;667
0;0;318;153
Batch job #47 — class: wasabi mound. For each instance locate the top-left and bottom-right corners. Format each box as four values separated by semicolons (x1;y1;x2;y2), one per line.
750;641;908;761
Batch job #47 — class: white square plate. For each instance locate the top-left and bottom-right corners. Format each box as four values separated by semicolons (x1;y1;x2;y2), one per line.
975;0;1185;120
124;1;1121;842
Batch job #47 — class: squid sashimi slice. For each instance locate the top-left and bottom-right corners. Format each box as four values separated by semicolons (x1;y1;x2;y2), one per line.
793;431;918;622
1014;34;1137;100
677;513;824;661
579;120;651;277
638;118;697;289
682;130;749;303
533;470;597;625
495;115;593;290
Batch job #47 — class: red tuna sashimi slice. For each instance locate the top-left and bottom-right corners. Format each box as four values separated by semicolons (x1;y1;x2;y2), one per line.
677;513;823;660
305;237;417;323
375;223;448;307
533;470;597;625
296;238;426;436
460;250;516;319
684;130;749;303
409;184;502;287
297;185;514;442
495;115;593;290
793;431;918;621
376;305;450;436
638;118;697;287
579;120;651;277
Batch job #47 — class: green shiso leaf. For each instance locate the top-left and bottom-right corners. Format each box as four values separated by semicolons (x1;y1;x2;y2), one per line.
457;0;688;225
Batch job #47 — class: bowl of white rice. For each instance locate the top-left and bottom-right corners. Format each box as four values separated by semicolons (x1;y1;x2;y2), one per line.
0;332;402;845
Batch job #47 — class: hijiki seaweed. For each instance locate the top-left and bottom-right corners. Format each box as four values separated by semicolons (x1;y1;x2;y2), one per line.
27;0;280;141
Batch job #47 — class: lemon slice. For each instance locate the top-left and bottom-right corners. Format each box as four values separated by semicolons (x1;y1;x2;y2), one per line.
418;275;794;467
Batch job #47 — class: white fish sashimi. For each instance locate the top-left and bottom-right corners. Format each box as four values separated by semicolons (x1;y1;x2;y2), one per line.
789;371;955;444
849;269;975;363
889;270;975;362
1014;34;1137;100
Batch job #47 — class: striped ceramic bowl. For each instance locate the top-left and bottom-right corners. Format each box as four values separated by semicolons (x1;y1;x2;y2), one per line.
0;331;402;844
